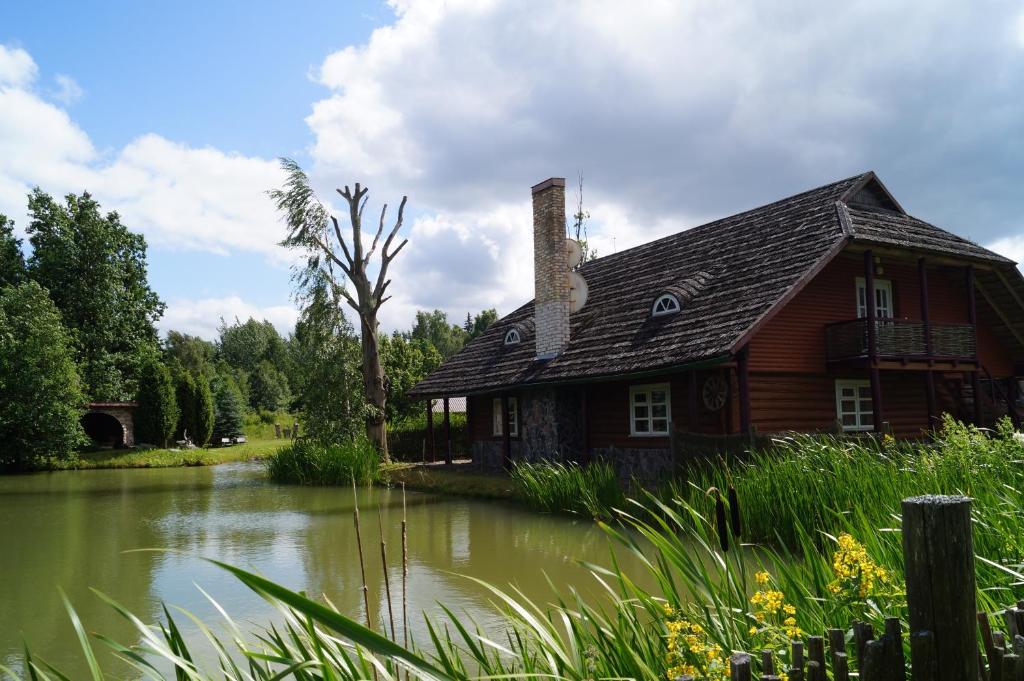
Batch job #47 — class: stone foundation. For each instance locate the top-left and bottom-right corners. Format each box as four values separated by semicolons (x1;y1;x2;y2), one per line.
590;446;676;482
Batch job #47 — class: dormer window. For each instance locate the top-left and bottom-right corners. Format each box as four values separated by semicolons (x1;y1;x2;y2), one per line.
504;328;521;345
652;294;681;317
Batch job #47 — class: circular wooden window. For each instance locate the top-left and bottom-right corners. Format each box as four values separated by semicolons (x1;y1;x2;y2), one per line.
702;374;729;411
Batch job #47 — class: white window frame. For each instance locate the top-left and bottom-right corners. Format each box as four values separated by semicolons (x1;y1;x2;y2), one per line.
629;383;671;436
504;328;521;345
651;293;681;317
492;397;519;437
855;278;893;319
835;379;873;432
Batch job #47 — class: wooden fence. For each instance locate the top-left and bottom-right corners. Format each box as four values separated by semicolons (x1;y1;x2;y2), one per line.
681;495;1020;681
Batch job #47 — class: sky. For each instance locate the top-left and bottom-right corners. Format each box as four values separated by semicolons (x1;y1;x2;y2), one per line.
1;0;1023;341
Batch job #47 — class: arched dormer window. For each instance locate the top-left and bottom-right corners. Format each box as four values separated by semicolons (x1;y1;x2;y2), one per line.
504;328;522;345
651;293;681;317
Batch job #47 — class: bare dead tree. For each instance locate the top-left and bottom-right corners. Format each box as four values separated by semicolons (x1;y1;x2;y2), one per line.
271;159;406;460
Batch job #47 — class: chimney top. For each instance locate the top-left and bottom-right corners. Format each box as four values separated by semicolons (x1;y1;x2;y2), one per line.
531;177;566;195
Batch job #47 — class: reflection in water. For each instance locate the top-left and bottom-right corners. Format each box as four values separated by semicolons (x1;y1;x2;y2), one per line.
0;463;652;678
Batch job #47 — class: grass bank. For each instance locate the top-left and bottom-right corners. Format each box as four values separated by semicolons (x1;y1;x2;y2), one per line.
67;437;286;470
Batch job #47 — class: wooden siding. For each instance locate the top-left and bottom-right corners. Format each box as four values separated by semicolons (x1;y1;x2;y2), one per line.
749;249;1014;374
584;370;734;449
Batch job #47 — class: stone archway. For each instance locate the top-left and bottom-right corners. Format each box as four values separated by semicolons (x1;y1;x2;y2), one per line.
82;402;136;448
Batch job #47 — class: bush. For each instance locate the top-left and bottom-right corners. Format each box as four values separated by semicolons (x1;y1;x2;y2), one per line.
266;437;381;486
0;282;86;469
134;358;178;448
173;367;197;441
510;459;624;518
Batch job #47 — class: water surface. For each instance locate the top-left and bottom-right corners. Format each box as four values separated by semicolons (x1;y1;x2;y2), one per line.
0;462;650;677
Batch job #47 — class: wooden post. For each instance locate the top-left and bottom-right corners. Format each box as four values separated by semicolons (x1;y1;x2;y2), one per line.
965;265;984;426
901;495;978;681
737;346;751;437
919;258;932;358
970;370;983;426
274;423;282;438
465;397;473;464
580;387;590;464
501;394;511;469
426;400;435;463
1008;377;1020;428
688;370;698;432
443;396;452;465
730;653;751;681
865;250;883;433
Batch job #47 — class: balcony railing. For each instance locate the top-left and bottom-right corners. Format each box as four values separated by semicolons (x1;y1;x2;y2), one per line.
825;318;976;362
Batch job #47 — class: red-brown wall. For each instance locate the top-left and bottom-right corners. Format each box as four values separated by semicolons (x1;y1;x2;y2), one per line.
746;248;1015;436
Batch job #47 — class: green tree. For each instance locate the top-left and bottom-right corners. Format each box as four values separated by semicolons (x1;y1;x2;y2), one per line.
164;331;216;380
0;215;26;288
410;309;467;359
468;308;498;339
289;279;368;443
172;367;198;442
135;358;178;447
248;359;292;412
192;375;215;446
217;318;288;374
211;380;245;442
26;190;164;400
380;332;443;423
0;281;86;470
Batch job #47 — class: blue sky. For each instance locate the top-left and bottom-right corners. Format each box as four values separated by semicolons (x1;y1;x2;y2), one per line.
2;1;1023;339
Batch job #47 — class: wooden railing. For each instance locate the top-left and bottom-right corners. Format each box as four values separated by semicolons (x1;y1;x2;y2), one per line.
681;496;1014;681
825;318;975;362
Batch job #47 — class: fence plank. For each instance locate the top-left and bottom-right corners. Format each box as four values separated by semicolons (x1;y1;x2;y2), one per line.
731;653;752;681
902;495;978;681
760;650;775;676
805;660;822;681
789;641;804;681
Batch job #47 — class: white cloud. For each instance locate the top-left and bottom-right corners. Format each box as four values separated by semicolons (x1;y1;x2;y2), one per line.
0;45;36;87
50;74;83;105
303;0;1024;327
159;296;300;341
0;43;287;259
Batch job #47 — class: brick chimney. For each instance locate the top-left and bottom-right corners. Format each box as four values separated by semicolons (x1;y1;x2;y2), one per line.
531;177;569;360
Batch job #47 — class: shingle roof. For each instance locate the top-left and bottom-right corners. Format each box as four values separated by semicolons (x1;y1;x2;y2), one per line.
410;172;1018;397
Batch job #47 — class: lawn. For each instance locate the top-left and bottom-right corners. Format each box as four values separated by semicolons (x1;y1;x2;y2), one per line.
66;437;288;470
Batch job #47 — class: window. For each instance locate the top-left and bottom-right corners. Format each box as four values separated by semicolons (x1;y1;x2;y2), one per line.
492;397;519;437
504;328;521;345
835;379;873;432
855;278;893;319
652;294;681;317
630;383;671;436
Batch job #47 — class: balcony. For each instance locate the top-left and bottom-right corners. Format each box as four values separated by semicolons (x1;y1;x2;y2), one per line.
825;318;976;363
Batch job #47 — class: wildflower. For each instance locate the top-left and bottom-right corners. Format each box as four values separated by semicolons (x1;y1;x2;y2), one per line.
755;571;771;585
828;533;892;599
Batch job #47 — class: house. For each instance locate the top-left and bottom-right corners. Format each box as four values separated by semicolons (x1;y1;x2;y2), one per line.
409;173;1024;476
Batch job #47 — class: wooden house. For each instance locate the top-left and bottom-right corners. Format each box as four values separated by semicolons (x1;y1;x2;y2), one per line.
409;173;1024;476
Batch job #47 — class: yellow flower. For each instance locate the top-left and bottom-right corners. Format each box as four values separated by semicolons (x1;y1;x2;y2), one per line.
749;626;758;635
755;571;771;585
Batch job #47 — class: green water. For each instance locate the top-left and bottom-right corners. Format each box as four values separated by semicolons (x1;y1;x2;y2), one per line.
0;462;650;678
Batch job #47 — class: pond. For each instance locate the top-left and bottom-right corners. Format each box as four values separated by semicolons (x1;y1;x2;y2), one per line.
0;462;652;678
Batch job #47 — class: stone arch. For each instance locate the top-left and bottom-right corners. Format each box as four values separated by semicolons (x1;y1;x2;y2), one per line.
82;402;136;448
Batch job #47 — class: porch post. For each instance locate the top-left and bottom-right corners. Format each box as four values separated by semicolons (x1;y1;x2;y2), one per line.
688;370;698;431
919;258;937;429
924;372;937;430
501;394;511;469
580;387;590;464
966;265;982;425
426;399;436;462
443;396;452;466
864;250;883;432
1008;377;1020;428
737;346;751;436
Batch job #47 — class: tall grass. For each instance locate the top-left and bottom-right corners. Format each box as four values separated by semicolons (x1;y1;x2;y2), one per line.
510;459;624;517
265;437;381;485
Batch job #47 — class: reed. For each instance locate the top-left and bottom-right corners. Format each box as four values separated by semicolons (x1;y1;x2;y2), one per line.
509;459;624;517
266;437;381;486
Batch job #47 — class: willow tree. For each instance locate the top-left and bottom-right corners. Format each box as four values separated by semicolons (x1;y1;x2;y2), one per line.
271;160;407;460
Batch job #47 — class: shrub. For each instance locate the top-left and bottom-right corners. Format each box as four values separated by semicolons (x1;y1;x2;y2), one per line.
173;367;197;441
510;459;624;518
134;358;178;448
266;437;381;486
0;281;86;469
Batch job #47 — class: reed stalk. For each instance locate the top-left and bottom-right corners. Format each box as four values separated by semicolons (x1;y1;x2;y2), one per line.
351;476;372;631
402;482;409;650
378;504;397;641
